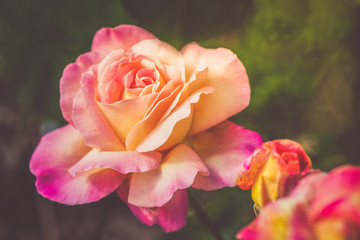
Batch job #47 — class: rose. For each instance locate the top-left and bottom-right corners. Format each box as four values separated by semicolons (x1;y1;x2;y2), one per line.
236;165;360;240
236;171;326;240
30;25;262;232
310;166;360;240
236;139;313;209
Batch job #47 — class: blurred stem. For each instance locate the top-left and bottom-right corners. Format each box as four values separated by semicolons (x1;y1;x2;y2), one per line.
188;192;224;240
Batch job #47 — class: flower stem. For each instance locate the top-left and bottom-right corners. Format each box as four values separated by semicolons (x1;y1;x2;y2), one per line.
188;192;224;240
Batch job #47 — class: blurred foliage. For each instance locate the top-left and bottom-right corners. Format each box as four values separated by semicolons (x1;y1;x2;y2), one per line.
0;0;359;239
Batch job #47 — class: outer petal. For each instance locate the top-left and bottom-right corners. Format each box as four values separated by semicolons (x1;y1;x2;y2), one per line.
91;25;156;53
190;121;263;191
128;144;209;207
72;69;125;150
236;147;269;190
30;125;125;205
68;148;162;176
36;169;125;205
182;43;250;135
30;125;90;175
118;181;188;233
60;51;105;124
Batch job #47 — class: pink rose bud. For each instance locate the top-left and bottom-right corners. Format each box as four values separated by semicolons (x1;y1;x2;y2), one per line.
236;139;312;208
30;24;262;232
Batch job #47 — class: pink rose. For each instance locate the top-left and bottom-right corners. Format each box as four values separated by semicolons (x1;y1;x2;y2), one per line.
236;165;360;240
310;166;360;239
236;139;313;209
30;25;262;232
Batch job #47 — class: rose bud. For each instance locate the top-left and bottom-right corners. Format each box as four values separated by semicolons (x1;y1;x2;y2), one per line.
236;139;312;209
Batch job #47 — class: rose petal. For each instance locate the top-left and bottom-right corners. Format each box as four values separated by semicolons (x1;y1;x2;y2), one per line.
97;49;125;80
236;199;312;240
182;43;250;135
125;83;183;151
91;25;156;53
60;51;104;124
135;86;214;152
131;39;185;81
313;218;353;240
288;171;328;203
72;69;125;150
30;125;124;205
36;168;125;205
98;93;157;143
190;121;263;191
236;147;269;190
273;139;313;172
68;148;162;176
128;144;209;207
30;125;89;175
157;65;209;123
118;181;188;233
146;77;183;117
309;166;360;223
96;50;125;103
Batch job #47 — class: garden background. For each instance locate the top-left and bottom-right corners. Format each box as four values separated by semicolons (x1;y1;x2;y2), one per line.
0;0;359;239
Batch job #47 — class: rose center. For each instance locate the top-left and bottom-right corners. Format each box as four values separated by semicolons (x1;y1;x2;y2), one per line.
123;67;156;89
97;55;160;103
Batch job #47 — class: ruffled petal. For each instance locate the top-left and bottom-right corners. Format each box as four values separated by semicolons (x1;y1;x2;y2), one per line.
118;181;188;233
128;144;209;207
60;52;105;124
125;82;183;151
182;43;250;135
68;148;162;176
190;121;263;190
135;86;214;152
98;93;157;143
30;125;125;205
91;25;156;53
72;69;125;150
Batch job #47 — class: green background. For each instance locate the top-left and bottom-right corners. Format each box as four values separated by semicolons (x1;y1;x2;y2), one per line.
0;0;359;239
